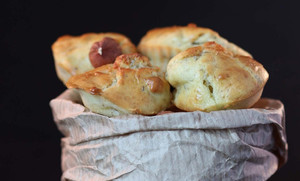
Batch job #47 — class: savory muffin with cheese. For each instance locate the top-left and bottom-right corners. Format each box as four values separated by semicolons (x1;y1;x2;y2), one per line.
66;53;172;117
166;42;269;112
52;33;137;84
138;23;251;73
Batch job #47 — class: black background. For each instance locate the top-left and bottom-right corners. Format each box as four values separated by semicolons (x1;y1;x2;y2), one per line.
1;0;299;180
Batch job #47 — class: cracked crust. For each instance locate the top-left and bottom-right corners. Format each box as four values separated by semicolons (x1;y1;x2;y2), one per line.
166;42;269;112
138;23;252;73
52;32;137;84
66;53;172;116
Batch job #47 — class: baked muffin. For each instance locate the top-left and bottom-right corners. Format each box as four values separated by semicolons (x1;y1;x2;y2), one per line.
66;53;172;117
138;23;251;73
52;33;137;84
166;42;269;112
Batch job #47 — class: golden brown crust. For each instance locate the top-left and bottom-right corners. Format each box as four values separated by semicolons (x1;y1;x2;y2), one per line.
166;42;269;112
114;53;152;69
52;32;137;84
66;64;116;95
67;53;172;116
138;24;252;73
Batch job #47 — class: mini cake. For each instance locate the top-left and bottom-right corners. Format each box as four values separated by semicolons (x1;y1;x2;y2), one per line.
166;42;268;112
66;53;172;116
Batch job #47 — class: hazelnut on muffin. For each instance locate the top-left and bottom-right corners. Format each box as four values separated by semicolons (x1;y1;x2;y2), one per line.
52;33;137;84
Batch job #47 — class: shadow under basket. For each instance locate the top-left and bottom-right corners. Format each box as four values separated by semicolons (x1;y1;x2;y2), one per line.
50;89;287;181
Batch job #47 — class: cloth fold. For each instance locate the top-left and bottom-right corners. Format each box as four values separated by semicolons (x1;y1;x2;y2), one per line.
50;89;287;181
